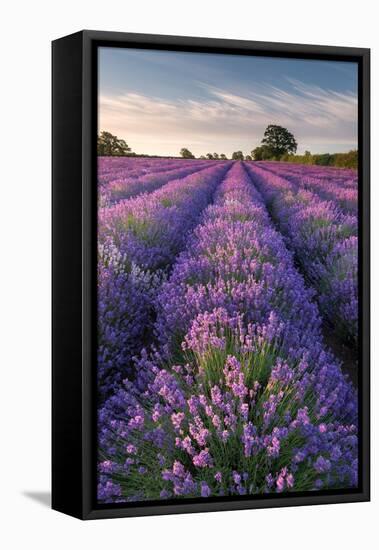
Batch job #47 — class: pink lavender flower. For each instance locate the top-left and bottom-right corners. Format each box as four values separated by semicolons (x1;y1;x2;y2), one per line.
97;160;358;504
192;449;213;468
214;471;222;483
171;412;185;431
172;461;186;478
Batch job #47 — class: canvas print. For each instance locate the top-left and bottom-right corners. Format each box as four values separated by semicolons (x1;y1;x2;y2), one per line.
96;47;359;504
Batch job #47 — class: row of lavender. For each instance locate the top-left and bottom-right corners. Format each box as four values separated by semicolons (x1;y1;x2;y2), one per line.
257;161;358;214
257;161;358;187
97;161;232;395
244;162;358;347
98;163;357;503
99;157;193;186
98;157;214;206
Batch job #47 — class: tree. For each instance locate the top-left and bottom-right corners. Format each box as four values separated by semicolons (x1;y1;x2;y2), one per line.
220;153;227;160
333;150;358;169
97;131;132;156
180;148;195;159
232;151;244;160
213;153;219;160
314;153;333;166
245;155;252;161
251;146;273;160
199;155;206;159
251;147;263;160
206;153;214;160
261;125;297;159
252;146;272;160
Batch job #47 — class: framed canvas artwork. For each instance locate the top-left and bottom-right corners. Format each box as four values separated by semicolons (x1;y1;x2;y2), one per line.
52;30;370;519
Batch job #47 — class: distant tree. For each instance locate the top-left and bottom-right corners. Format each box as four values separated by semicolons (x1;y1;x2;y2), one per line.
199;155;206;159
333;150;358;169
245;155;252;161
232;151;244;160
314;153;333;166
220;153;228;160
251;147;262;160
251;146;272;161
97;131;132;156
278;149;357;169
206;153;214;160
180;148;195;159
261;125;297;159
213;153;219;160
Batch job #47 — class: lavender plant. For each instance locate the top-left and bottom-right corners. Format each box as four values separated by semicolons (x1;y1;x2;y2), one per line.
99;159;215;206
244;163;358;347
258;161;357;214
97;162;232;395
97;163;357;503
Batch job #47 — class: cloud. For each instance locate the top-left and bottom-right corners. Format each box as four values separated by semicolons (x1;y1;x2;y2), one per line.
99;79;357;156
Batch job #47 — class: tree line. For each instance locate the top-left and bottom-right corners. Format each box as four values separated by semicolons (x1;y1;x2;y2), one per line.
180;149;252;161
97;126;295;160
98;126;357;168
279;149;358;169
180;125;295;161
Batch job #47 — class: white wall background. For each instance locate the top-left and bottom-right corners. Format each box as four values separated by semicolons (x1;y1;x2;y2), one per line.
0;0;376;547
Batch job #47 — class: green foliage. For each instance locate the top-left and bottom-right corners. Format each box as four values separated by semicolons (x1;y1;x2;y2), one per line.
280;150;358;169
103;325;326;499
97;131;132;156
333;150;358;169
244;155;252;161
180;148;195;159
251;146;272;161
252;126;356;168
261;125;297;159
251;147;263;160
231;151;244;160
201;153;228;160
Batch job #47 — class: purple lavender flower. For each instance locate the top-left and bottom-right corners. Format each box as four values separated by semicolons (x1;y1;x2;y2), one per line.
200;481;211;498
244;161;357;346
314;455;332;473
192;449;213;468
214;471;222;483
97;160;358;504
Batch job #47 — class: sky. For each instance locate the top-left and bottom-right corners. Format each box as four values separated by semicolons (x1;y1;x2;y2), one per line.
98;47;358;157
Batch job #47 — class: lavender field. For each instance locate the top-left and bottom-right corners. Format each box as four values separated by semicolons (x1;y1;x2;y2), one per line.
97;157;358;503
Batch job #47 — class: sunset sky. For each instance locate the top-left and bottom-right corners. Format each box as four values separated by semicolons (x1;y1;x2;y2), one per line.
98;47;358;158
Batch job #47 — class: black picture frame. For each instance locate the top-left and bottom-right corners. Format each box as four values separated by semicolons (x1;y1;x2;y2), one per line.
52;30;370;520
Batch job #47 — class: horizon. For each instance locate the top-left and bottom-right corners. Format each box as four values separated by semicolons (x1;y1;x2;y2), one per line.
98;47;358;158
